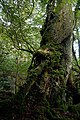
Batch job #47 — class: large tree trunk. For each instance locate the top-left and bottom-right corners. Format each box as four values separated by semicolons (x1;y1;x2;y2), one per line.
19;1;74;119
0;1;74;120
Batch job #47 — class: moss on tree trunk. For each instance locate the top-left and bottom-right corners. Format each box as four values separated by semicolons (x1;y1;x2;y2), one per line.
0;0;76;120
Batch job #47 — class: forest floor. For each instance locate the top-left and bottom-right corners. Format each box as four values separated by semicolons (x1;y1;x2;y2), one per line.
0;101;80;120
0;106;79;120
0;91;80;120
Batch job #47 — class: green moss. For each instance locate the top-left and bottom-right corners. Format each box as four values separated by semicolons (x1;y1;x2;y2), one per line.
68;103;80;116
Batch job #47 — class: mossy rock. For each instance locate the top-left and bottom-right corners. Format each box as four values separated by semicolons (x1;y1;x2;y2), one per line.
68;103;80;113
68;103;80;119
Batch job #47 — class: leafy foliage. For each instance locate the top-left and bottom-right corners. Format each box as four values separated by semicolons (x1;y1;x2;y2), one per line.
0;0;48;92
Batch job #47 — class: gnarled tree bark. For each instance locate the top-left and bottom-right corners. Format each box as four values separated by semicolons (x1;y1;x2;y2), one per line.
0;0;75;120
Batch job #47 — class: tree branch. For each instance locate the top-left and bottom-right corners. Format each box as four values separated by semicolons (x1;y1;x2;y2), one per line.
17;48;33;54
72;33;80;69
